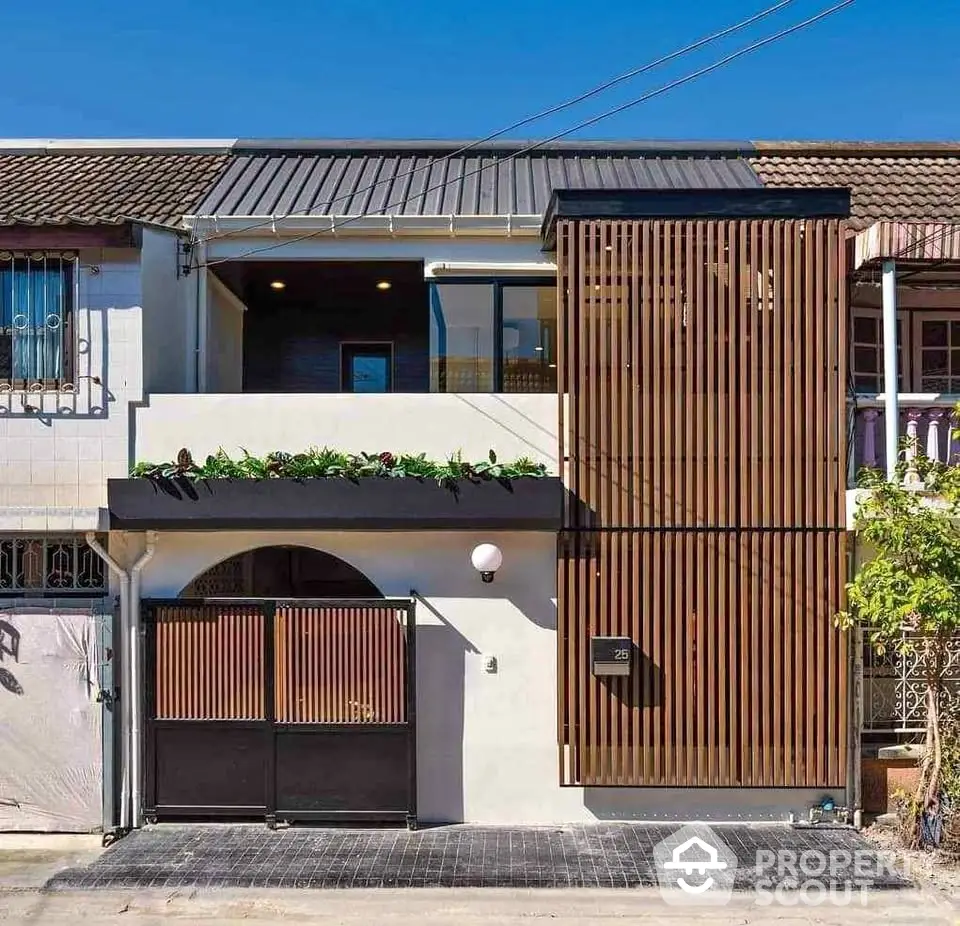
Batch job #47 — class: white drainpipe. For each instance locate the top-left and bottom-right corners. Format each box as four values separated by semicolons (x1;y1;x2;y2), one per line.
85;532;132;830
86;531;158;830
881;260;899;480
128;532;158;828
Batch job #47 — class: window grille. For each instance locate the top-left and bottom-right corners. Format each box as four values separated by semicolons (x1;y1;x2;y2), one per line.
0;251;78;391
0;536;106;596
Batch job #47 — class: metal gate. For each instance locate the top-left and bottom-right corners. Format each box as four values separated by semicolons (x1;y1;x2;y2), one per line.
143;598;416;827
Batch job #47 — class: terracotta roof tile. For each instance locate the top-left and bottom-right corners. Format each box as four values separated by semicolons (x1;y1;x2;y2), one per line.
0;153;229;227
750;151;960;230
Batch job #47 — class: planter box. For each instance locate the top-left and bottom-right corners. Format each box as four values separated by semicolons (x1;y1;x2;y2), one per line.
107;476;563;531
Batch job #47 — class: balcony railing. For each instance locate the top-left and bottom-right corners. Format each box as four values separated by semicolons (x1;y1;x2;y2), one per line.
850;396;960;485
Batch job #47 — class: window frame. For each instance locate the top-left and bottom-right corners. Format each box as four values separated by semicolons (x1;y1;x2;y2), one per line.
0;251;78;392
849;307;910;394
911;312;960;394
339;341;395;393
428;275;556;392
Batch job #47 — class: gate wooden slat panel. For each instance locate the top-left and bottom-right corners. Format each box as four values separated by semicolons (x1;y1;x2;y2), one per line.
556;217;848;788
154;604;264;720
274;604;407;724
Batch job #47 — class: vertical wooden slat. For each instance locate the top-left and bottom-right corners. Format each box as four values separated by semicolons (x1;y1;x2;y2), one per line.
556;216;847;788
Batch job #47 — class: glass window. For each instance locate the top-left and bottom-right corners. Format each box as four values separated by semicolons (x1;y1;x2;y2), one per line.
0;253;74;387
501;286;557;393
429;283;495;392
918;319;960;392
850;310;905;393
341;343;392;393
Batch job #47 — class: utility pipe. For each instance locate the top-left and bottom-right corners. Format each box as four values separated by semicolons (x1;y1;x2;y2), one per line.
127;533;157;828
85;532;131;831
881;260;899;480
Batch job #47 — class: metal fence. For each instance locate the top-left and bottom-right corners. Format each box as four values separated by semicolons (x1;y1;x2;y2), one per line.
862;635;960;734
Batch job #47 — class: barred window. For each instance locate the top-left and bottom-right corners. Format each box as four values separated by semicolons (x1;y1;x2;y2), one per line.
0;536;106;596
0;251;77;390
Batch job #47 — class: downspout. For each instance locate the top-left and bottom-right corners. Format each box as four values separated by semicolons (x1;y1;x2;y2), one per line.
128;532;158;828
196;244;208;393
881;260;899;480
85;532;131;831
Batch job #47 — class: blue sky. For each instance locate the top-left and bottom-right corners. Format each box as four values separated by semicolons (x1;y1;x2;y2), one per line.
0;0;954;140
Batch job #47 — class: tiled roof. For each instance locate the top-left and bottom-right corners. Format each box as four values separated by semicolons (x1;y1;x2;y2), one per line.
750;143;960;230
0;153;230;227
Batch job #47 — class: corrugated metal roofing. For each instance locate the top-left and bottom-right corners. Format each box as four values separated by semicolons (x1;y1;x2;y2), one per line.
196;148;762;218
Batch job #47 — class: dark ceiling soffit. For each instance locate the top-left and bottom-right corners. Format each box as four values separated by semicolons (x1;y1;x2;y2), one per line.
0;221;140;248
540;187;852;248
232;138;758;156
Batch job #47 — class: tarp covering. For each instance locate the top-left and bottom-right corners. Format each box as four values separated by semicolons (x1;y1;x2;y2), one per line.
0;610;102;832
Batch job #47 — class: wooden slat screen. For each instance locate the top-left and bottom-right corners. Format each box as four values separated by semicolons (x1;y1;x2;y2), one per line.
154;604;264;720
275;604;407;723
556;217;848;788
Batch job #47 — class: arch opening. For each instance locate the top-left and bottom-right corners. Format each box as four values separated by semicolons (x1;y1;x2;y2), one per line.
179;545;383;599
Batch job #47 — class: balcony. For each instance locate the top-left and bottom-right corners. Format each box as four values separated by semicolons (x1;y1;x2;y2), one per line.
133;392;560;475
850;396;959;485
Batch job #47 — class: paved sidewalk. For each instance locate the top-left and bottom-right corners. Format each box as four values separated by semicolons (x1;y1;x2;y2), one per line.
47;823;908;891
2;886;956;925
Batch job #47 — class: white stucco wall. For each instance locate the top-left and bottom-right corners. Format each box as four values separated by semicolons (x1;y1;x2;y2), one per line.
133;393;559;472
0;249;144;530
140;228;192;395
205;278;244;393
129;529;844;824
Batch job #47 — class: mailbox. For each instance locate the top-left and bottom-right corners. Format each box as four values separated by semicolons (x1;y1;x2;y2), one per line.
591;636;633;676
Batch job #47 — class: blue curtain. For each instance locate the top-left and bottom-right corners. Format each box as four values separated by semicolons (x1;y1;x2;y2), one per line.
0;259;67;382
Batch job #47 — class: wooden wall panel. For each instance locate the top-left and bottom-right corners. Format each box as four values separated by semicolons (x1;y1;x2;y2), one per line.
275;605;407;724
154;604;264;720
556;217;848;788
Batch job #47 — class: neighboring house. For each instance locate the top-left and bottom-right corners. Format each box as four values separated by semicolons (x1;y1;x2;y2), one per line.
1;138;958;833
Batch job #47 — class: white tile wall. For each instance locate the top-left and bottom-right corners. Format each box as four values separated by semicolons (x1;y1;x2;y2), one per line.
0;247;146;531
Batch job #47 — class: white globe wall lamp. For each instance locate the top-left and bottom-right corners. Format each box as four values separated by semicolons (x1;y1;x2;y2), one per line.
470;543;503;584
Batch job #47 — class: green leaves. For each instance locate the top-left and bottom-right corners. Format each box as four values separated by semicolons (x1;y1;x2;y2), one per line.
839;450;960;651
131;447;548;485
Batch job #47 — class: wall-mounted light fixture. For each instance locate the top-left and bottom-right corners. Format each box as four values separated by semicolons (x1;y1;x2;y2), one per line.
471;543;503;584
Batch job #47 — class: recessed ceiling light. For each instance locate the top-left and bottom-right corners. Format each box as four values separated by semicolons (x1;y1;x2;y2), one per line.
269;280;286;290
376;280;392;291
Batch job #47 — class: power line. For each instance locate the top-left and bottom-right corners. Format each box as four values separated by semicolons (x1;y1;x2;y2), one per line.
202;0;856;270
194;0;798;245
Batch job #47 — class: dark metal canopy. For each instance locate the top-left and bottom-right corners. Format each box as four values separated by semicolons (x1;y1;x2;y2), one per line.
540;186;852;248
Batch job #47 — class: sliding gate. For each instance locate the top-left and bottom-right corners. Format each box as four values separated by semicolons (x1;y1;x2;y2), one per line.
143;598;416;826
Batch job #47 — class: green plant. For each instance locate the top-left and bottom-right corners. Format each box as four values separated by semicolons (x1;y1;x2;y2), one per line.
838;442;960;848
131;446;548;485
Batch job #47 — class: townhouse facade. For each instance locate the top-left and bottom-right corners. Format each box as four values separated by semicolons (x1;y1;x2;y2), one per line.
1;139;957;833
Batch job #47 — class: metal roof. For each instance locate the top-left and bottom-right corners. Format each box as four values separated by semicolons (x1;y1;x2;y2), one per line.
196;147;762;219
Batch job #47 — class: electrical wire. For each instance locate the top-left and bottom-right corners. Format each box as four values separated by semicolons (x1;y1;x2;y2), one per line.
194;0;798;244
201;0;856;270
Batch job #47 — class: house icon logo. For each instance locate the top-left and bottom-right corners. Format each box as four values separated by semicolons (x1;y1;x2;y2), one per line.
653;824;738;906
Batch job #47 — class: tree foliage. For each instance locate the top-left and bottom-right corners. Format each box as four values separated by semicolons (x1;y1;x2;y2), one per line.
837;455;960;847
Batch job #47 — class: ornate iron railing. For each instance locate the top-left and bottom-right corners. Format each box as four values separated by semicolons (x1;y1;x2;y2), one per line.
0;536;106;596
862;636;960;733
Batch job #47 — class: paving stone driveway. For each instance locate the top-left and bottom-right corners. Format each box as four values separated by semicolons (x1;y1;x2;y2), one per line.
46;823;908;891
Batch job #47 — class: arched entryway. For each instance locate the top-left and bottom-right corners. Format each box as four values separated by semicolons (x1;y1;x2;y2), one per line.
144;546;414;827
180;545;382;599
